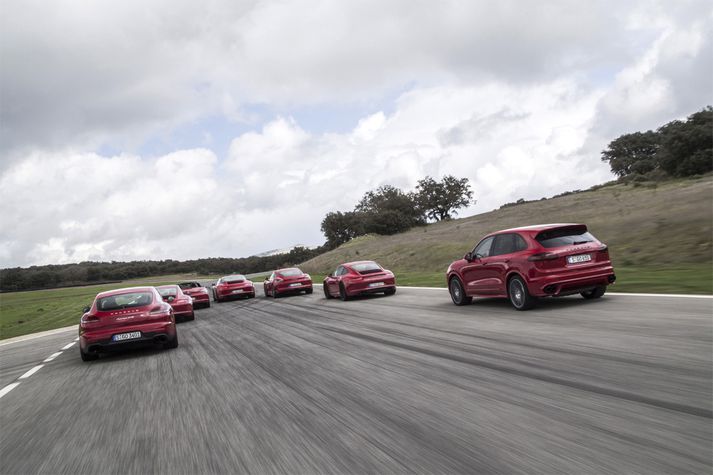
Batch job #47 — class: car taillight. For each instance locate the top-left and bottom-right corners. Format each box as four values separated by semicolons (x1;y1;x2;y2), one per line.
81;315;99;323
304;274;311;280
528;252;559;261
150;305;170;315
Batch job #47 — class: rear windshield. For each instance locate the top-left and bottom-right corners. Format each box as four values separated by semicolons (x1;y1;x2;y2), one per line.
178;282;200;289
278;268;302;277
223;275;246;283
352;262;382;274
97;292;153;311
536;228;596;248
157;287;178;297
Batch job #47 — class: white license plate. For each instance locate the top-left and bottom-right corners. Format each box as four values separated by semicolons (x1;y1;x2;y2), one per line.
233;289;246;294
289;283;302;287
369;282;385;288
567;254;592;264
112;331;141;342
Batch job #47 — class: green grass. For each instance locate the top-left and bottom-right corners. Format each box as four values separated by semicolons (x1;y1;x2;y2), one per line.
0;274;220;340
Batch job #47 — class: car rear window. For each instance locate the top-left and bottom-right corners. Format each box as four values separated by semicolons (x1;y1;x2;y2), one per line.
178;282;200;289
157;287;178;297
536;227;596;248
223;275;246;283
352;262;382;274
97;292;153;311
278;269;302;277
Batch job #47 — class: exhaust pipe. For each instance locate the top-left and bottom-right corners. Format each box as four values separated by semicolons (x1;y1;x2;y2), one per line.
153;335;168;344
608;274;617;284
543;284;557;294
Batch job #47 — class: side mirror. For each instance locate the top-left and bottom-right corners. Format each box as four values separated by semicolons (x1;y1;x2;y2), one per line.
464;252;473;262
83;306;91;313
167;296;175;302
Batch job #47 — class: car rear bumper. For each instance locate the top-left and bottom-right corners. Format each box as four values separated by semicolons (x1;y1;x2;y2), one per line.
528;266;616;297
276;282;313;293
347;278;396;296
189;294;210;303
80;321;176;353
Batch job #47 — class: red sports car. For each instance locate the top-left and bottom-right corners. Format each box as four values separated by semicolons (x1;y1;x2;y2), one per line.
263;267;313;298
78;286;177;361
446;223;616;310
156;285;195;321
214;274;256;302
178;281;211;308
323;261;396;300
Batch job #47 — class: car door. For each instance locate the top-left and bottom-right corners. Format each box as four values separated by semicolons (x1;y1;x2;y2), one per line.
485;234;519;294
264;272;275;294
461;236;495;295
327;266;344;295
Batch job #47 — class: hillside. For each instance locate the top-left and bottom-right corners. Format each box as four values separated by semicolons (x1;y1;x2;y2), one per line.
300;176;713;293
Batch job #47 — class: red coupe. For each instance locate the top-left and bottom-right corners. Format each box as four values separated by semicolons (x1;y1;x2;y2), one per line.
214;274;256;302
446;223;616;310
323;261;396;300
263;267;313;297
178;281;211;308
78;286;177;361
156;285;195;321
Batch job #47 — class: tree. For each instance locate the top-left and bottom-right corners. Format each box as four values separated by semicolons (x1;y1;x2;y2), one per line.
415;175;474;221
601;131;660;177
320;211;364;249
657;107;713;177
355;185;424;234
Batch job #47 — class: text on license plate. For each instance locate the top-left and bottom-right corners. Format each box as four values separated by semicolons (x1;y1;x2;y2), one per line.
232;289;244;294
369;282;385;288
289;283;302;287
112;331;141;342
567;254;592;264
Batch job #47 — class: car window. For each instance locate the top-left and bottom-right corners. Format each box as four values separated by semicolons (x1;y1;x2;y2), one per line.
351;262;381;274
473;236;494;257
157;287;178;297
269;272;275;281
97;292;153;310
278;268;302;277
491;233;527;256
536;228;596;248
335;266;346;276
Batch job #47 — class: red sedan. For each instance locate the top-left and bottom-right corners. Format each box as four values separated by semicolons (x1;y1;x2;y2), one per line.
156;285;195;321
323;261;396;300
78;286;177;361
214;274;256;302
263;268;313;298
446;223;616;310
178;281;211;308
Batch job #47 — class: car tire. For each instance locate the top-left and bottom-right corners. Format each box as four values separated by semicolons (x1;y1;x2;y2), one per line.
205;301;211;308
273;289;280;298
508;275;536;310
384;287;396;296
188;311;195;321
80;348;98;362
339;283;350;301
449;277;472;306
165;332;179;349
305;288;313;294
323;285;333;299
581;285;606;299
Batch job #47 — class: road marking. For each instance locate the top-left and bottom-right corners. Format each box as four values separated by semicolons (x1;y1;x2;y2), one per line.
19;365;44;379
61;342;76;350
43;352;63;362
74;337;79;341
0;383;20;399
0;325;78;347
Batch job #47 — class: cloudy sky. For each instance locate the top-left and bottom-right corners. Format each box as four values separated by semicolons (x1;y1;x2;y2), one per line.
1;0;711;267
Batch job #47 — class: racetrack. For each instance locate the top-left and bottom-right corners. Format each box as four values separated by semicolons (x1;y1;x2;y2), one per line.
1;287;711;474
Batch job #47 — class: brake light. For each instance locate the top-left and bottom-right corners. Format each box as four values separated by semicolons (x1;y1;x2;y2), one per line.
598;245;608;252
528;252;559;261
149;305;170;315
81;315;99;323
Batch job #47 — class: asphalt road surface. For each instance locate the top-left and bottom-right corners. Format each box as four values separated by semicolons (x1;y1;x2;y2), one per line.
1;287;711;474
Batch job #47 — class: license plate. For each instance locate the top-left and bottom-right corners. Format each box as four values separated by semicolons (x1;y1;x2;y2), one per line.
369;282;385;288
112;331;141;342
567;254;592;264
232;289;244;294
289;283;302;287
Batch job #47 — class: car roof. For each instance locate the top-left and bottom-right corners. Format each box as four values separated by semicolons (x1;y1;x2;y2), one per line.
95;286;156;298
494;223;585;235
275;267;301;272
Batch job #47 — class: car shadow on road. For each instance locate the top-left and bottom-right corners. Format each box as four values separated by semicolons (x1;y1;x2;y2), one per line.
431;295;611;313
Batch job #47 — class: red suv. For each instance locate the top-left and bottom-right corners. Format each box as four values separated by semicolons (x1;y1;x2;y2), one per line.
447;224;615;310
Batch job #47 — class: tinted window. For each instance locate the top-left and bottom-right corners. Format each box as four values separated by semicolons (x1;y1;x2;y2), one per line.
536;228;596;248
278;268;302;277
334;266;345;276
97;292;153;311
157;287;178;297
352;262;382;274
473;236;494;257
491;233;528;256
178;282;199;290
223;275;246;283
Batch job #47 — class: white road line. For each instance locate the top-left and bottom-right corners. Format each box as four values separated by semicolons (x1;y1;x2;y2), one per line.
19;365;44;379
0;325;78;347
61;342;76;350
43;352;63;362
0;383;20;399
74;337;79;341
